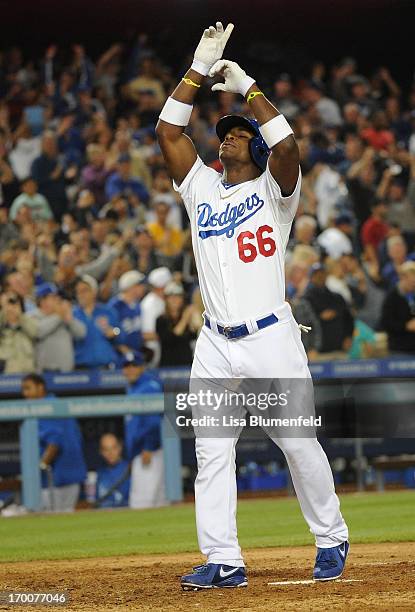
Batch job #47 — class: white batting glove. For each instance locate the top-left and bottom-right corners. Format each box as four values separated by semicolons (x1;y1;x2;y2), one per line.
192;22;234;76
209;59;255;97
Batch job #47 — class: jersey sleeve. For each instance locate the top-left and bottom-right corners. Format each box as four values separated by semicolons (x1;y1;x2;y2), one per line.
39;421;64;449
262;163;302;226
173;156;219;214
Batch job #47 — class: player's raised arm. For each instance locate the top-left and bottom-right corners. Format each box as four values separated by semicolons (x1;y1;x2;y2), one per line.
209;59;299;196
156;22;234;186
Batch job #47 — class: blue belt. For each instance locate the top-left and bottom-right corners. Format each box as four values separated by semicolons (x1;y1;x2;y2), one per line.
204;313;279;339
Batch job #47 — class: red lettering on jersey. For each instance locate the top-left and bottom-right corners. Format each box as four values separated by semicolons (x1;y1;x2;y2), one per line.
257;225;276;257
237;230;256;263
237;225;276;263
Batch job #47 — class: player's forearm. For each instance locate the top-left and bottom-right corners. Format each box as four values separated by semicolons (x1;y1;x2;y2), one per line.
171;69;204;105
156;70;204;140
209;59;298;167
245;84;280;124
41;444;59;466
246;84;297;154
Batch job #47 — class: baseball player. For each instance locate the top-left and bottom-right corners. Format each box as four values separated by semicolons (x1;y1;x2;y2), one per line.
156;21;349;590
21;374;87;512
122;351;167;508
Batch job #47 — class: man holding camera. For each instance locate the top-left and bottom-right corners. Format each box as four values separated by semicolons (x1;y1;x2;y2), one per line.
0;292;37;373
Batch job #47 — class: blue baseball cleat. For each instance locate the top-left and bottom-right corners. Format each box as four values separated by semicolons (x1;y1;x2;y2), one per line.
181;563;248;590
313;541;349;581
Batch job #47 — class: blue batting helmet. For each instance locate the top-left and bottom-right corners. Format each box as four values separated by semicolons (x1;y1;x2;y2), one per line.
216;115;270;172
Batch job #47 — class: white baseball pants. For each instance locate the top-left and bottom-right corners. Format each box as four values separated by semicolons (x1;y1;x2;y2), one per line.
41;483;80;513
190;303;349;567
129;449;168;509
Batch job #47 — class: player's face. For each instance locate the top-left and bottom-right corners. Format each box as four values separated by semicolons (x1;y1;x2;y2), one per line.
219;127;253;167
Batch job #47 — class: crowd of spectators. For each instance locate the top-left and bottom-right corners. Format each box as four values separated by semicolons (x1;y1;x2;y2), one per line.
1;39;415;374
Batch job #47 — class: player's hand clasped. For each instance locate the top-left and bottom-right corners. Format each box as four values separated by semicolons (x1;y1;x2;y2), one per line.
192;22;234;75
209;59;255;97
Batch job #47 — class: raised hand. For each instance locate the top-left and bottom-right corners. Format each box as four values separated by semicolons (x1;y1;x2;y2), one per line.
209;59;255;97
193;22;234;74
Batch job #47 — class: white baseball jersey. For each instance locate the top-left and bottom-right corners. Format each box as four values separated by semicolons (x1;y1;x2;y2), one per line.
174;157;301;323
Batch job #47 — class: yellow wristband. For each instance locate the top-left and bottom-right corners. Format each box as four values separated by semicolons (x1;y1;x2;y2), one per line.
247;90;264;104
182;77;201;88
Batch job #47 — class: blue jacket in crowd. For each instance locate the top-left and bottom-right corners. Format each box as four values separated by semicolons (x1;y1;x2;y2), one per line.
124;372;162;460
108;296;143;352
39;418;87;488
73;303;122;368
96;459;130;508
105;172;149;204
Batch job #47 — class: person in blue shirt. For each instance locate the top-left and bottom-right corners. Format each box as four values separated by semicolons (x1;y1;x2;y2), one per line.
21;373;87;512
123;350;167;508
108;270;146;353
105;153;149;204
56;111;84;169
73;275;123;368
96;433;130;508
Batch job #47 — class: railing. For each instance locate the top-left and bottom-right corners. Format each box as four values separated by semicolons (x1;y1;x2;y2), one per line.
1;355;415;398
2;356;415;511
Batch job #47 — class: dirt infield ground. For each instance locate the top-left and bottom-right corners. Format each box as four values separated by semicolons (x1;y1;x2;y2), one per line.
1;542;414;611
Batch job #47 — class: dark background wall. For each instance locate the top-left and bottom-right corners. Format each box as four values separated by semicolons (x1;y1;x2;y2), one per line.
2;0;414;85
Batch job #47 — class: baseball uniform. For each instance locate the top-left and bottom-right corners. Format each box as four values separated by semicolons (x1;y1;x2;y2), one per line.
96;459;130;508
39;418;87;512
124;371;167;508
174;157;349;566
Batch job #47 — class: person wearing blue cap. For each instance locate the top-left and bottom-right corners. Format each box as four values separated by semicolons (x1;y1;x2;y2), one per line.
30;283;86;372
108;270;146;353
122;350;166;508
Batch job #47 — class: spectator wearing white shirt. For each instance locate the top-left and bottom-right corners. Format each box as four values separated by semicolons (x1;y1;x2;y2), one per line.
312;163;347;228
141;267;172;366
317;214;354;259
325;258;353;305
9;123;41;180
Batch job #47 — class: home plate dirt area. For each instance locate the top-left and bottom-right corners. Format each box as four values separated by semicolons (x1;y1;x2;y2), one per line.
1;542;414;611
